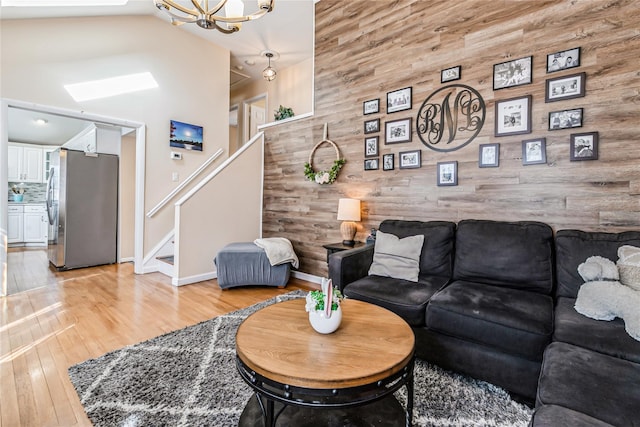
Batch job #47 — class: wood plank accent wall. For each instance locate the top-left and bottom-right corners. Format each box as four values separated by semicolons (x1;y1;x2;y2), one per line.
262;0;640;278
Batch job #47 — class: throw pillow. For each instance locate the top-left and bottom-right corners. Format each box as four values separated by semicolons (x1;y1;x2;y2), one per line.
368;230;425;282
617;245;640;291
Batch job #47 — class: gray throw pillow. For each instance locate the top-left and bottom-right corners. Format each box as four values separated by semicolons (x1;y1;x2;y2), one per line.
368;230;425;282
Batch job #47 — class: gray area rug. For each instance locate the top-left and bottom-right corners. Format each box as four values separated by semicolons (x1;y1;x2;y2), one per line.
69;290;533;426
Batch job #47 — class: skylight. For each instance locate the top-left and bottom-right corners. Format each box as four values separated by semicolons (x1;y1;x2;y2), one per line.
64;72;159;102
2;0;128;6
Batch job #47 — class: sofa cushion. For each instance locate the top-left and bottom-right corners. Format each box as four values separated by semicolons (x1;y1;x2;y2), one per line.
537;342;640;427
530;405;615;427
343;274;448;326
427;280;553;360
553;296;640;363
555;229;640;298
379;220;455;278
453;220;554;294
368;230;424;282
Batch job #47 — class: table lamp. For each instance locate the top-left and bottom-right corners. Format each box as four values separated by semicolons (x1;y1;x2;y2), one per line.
337;198;361;246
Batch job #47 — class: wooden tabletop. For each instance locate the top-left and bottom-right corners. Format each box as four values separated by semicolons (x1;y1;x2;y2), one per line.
236;298;414;389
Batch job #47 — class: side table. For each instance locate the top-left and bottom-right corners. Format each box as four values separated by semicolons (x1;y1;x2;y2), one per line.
322;241;366;264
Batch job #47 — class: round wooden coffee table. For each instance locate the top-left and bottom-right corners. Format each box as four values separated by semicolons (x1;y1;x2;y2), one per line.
236;298;415;427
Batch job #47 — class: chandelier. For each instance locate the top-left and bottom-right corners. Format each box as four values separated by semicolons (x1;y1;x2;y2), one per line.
154;0;275;34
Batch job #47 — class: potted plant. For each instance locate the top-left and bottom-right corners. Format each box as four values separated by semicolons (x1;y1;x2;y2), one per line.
305;278;344;334
274;105;294;121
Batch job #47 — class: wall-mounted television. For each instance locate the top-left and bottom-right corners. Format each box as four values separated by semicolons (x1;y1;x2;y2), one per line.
170;119;203;151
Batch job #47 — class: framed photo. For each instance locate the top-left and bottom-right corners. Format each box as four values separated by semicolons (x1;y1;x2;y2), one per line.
385;117;412;144
170;119;203;151
364;158;379;170
547;47;581;73
479;143;500;168
437;161;458;186
545;72;586;102
363;98;380;115
441;65;461;83
399;150;421;169
383;153;395;171
570;132;599;161
364;118;380;134
522;138;547;165
364;136;379;157
549;108;583;131
493;56;532;90
387;87;412;113
495;95;532;137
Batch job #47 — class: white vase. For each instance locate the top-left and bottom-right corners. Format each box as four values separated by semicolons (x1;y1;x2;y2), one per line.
308;306;342;334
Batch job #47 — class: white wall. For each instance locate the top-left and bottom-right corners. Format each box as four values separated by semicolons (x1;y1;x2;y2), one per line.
175;137;263;283
230;57;313;150
1;15;230;256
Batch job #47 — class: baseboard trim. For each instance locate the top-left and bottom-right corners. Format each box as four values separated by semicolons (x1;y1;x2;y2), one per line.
138;266;322;287
140;264;159;274
292;271;324;285
172;271;218;287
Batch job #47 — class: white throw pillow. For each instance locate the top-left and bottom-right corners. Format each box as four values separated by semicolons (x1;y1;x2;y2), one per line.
368;230;425;282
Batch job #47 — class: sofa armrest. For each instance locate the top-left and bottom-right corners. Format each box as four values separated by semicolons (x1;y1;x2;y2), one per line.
328;244;375;291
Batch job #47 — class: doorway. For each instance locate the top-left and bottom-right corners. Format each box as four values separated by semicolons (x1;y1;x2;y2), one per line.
242;94;267;147
1;99;146;297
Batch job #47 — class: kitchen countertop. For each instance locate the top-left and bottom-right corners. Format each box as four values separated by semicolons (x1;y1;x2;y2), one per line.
8;201;46;205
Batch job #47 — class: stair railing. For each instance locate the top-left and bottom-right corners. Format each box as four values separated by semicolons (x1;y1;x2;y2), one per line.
146;147;224;218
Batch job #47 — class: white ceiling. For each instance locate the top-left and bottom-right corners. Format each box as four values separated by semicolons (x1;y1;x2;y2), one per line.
0;0;314;83
8;108;95;146
1;0;314;145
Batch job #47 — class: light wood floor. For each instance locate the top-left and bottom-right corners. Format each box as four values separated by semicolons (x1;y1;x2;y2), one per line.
0;249;316;427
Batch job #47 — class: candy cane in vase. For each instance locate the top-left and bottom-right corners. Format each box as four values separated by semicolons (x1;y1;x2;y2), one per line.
324;279;333;318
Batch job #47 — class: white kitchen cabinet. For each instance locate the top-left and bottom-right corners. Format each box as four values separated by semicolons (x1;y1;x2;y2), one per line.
7;204;48;246
63;125;97;153
42;147;59;183
8;143;44;183
7;205;24;244
23;205;48;243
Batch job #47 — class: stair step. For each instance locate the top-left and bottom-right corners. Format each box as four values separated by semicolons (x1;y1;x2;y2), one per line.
157;255;174;265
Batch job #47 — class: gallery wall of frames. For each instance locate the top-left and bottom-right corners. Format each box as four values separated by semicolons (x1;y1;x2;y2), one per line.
360;46;595;185
262;0;640;277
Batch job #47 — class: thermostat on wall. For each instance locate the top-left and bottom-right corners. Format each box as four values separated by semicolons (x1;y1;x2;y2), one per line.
171;151;182;160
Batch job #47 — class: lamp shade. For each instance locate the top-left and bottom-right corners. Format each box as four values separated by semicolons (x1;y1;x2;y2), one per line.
337;198;361;222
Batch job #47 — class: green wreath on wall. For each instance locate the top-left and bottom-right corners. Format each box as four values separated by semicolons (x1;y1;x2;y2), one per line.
303;139;345;185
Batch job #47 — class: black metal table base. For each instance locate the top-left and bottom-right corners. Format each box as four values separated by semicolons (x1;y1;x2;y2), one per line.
238;393;406;427
236;356;414;427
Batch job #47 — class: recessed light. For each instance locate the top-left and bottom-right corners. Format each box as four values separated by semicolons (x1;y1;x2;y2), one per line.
244;59;255;66
35;118;49;126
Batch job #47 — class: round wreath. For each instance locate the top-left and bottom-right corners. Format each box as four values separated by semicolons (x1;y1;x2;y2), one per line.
304;139;346;185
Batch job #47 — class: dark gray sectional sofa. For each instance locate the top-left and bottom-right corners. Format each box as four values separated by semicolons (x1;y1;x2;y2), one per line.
328;219;640;425
532;230;640;426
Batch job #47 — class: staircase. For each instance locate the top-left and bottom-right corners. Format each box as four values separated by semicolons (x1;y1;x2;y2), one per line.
141;133;265;286
156;255;174;277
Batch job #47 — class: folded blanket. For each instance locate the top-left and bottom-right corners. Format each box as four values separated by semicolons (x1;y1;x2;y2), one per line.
254;237;299;269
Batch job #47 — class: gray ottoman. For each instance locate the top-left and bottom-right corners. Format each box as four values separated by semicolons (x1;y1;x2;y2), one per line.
214;242;290;289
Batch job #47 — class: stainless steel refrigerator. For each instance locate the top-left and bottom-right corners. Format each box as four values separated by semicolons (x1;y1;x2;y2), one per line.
47;148;118;270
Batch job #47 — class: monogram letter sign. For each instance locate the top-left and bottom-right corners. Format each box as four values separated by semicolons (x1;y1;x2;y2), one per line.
416;84;486;152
